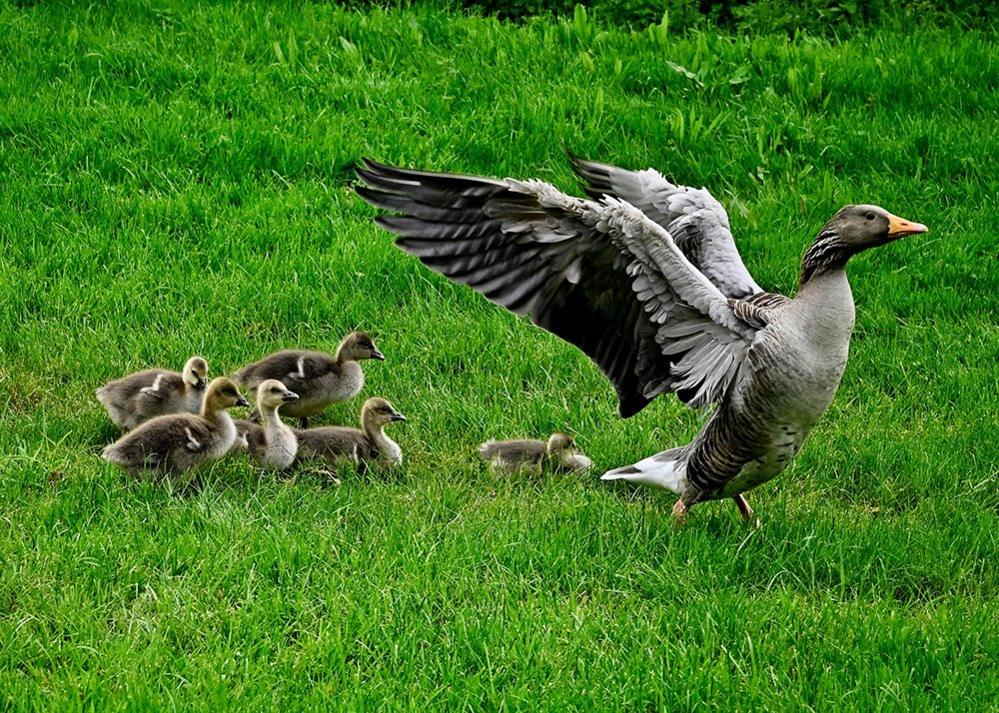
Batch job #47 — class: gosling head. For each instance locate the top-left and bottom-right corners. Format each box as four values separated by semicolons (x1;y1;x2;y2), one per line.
339;331;385;362
203;377;249;413
183;356;209;392
361;397;406;428
255;379;299;413
546;432;576;456
801;205;928;284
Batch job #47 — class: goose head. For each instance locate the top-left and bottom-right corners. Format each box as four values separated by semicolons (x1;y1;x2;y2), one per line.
202;377;249;414
255;379;299;413
546;432;576;456
801;205;927;285
339;331;385;362
361;397;406;428
183;356;209;392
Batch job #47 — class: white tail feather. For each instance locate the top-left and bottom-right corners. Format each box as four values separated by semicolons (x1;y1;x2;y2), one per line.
601;452;686;494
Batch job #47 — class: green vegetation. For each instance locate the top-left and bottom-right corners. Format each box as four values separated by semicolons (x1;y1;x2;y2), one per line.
1;1;997;709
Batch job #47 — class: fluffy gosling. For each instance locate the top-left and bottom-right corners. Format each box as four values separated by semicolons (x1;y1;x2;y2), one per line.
101;377;248;478
234;379;299;470
96;356;209;431
294;397;406;471
479;433;593;474
233;332;384;428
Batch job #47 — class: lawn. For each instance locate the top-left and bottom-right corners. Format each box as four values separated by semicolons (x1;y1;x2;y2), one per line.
1;1;997;709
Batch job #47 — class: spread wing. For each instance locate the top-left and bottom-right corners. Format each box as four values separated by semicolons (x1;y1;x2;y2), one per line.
569;156;762;299
356;159;763;417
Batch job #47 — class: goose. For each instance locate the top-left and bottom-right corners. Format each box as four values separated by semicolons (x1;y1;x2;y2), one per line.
234;332;384;428
294;397;406;471
356;156;928;524
101;377;249;477
234;379;300;470
479;432;593;474
96;356;209;431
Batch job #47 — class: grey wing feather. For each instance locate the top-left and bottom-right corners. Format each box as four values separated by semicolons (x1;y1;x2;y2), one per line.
356;158;766;414
569;155;763;299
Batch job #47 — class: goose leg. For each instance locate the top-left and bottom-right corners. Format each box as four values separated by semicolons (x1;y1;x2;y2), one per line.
671;499;689;525
733;494;762;528
299;417;310;429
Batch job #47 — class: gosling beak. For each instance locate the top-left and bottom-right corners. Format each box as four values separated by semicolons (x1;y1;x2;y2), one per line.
887;213;929;238
235;394;250;408
370;348;386;361
282;390;299;402
194;378;207;392
390;411;407;422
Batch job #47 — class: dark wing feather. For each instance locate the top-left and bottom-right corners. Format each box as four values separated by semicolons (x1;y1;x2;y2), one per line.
356;159;762;415
569;155;763;299
357;159;668;417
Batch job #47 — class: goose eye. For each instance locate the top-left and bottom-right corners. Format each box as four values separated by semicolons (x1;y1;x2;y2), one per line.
865;212;875;221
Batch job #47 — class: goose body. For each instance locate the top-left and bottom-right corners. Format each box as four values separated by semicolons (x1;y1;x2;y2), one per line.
234;332;384;427
294;397;406;469
357;156;926;522
234;379;299;470
101;377;248;478
96;356;208;431
479;433;593;474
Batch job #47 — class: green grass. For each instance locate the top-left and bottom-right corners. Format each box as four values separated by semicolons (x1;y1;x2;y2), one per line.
1;2;997;709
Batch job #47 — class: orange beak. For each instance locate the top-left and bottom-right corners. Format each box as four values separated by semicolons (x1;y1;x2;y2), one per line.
887;213;929;237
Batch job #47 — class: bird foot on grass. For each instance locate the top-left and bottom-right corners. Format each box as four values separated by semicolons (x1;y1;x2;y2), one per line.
671;499;688;526
733;494;762;529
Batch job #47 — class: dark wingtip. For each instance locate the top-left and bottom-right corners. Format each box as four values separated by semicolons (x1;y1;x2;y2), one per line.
617;393;650;419
355;185;392;209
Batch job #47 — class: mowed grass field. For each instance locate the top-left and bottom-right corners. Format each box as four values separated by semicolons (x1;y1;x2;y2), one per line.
1;2;998;709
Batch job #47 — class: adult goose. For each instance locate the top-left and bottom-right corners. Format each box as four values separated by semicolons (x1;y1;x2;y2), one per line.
356;156;927;523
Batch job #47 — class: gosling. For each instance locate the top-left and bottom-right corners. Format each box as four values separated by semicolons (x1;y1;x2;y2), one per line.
479;433;593;474
96;356;209;431
101;377;248;478
234;379;300;470
234;332;384;428
294;397;406;472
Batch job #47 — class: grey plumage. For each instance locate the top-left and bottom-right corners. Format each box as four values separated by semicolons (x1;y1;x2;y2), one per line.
479;433;592;474
233;332;383;427
101;377;249;480
233;379;299;470
293;397;406;470
96;356;208;431
357;156;927;522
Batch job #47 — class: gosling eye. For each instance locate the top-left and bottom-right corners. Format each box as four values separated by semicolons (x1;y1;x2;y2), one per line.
865;212;876;221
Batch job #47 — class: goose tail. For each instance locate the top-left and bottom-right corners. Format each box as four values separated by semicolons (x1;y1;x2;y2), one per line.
601;448;686;494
